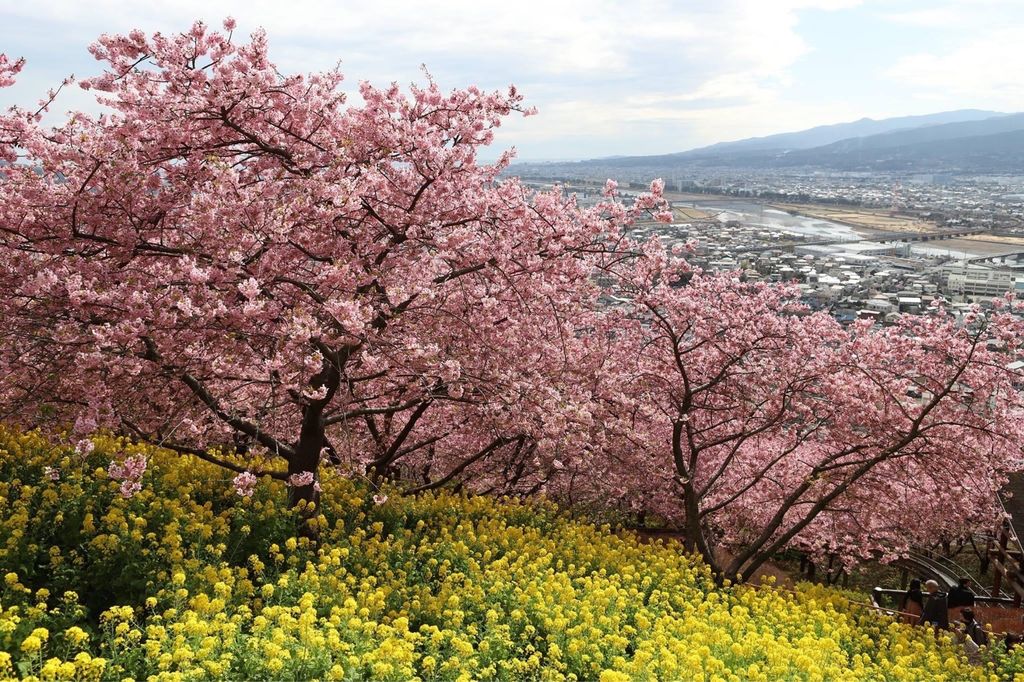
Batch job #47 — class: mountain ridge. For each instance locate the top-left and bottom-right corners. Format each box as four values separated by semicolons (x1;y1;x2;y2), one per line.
681;109;1006;158
535;110;1024;173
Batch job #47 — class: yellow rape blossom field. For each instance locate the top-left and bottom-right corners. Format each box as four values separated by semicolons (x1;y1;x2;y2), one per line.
1;428;1022;681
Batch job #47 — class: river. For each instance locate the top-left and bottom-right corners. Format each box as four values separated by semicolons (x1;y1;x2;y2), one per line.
689;199;1013;259
689;200;863;239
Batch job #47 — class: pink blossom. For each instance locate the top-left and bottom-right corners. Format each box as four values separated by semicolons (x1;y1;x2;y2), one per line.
232;471;258;498
0;54;25;88
288;471;315;487
119;480;142;498
238;278;261;300
43;466;60;482
302;385;329;401
373;493;388;506
108;454;147;499
72;414;97;437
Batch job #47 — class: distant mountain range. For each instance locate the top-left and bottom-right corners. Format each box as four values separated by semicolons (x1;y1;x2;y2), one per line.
526;110;1024;174
678;110;1003;157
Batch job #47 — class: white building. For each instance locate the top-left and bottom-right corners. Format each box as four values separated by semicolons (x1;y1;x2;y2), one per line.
944;264;1024;297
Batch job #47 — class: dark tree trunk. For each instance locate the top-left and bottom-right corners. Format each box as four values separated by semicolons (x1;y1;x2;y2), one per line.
288;406;323;508
826;554;837;585
682;484;722;579
287;405;324;540
286;342;344;539
978;537;992;576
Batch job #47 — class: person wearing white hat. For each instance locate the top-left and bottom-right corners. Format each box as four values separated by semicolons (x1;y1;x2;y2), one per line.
919;580;949;630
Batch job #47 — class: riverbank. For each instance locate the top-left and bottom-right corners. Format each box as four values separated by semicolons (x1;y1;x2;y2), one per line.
664;191;939;235
767;202;939;234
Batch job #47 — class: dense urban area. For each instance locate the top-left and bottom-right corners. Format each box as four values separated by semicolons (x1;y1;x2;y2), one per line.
516;169;1024;325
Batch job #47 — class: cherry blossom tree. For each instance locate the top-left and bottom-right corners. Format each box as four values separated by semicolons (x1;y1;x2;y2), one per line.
0;21;665;513
564;249;1024;580
3;19;1022;578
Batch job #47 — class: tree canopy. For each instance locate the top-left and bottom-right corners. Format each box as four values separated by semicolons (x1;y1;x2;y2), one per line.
2;20;1022;577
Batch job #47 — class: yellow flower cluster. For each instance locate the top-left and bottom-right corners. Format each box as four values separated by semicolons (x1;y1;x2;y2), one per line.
0;428;1004;680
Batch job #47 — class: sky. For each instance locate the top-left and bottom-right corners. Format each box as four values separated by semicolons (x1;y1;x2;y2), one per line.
1;0;1022;161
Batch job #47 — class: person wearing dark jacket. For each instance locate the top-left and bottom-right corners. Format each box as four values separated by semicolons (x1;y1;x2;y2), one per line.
960;608;989;647
947;578;976;609
919;580;949;629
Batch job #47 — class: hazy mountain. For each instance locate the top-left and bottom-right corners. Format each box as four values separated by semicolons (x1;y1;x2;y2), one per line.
542;110;1024;174
782;127;1024;172
793;113;1024;156
685;109;1005;156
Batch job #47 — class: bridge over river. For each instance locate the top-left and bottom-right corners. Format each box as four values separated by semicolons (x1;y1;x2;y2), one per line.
966;250;1024;268
742;228;988;253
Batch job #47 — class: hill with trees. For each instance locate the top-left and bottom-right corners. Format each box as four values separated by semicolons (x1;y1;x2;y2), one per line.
2;20;1024;680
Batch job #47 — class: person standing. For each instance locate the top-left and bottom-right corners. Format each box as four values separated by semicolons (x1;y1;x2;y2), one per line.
901;579;924;624
919;580;949;629
947;577;976;609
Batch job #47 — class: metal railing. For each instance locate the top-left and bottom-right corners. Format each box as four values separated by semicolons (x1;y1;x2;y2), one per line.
906;548;993;597
902;551;962;588
872;587;1016;611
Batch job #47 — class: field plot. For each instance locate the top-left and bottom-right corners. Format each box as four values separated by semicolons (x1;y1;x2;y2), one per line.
964;234;1024;247
770;203;938;233
672;205;714;221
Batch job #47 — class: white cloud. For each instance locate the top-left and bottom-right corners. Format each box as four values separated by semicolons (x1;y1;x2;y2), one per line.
886;26;1024;110
1;0;865;158
881;7;965;27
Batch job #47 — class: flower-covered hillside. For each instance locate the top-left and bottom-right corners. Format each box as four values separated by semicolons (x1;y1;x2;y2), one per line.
0;429;999;681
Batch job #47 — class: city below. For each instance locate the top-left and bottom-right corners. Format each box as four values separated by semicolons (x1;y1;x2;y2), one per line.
519;171;1024;326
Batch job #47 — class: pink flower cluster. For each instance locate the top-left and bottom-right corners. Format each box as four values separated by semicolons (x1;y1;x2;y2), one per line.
288;471;315;487
232;471;258;498
0;53;24;88
107;454;147;498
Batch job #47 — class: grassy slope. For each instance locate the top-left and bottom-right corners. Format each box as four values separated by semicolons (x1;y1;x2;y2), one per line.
0;428;1009;681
